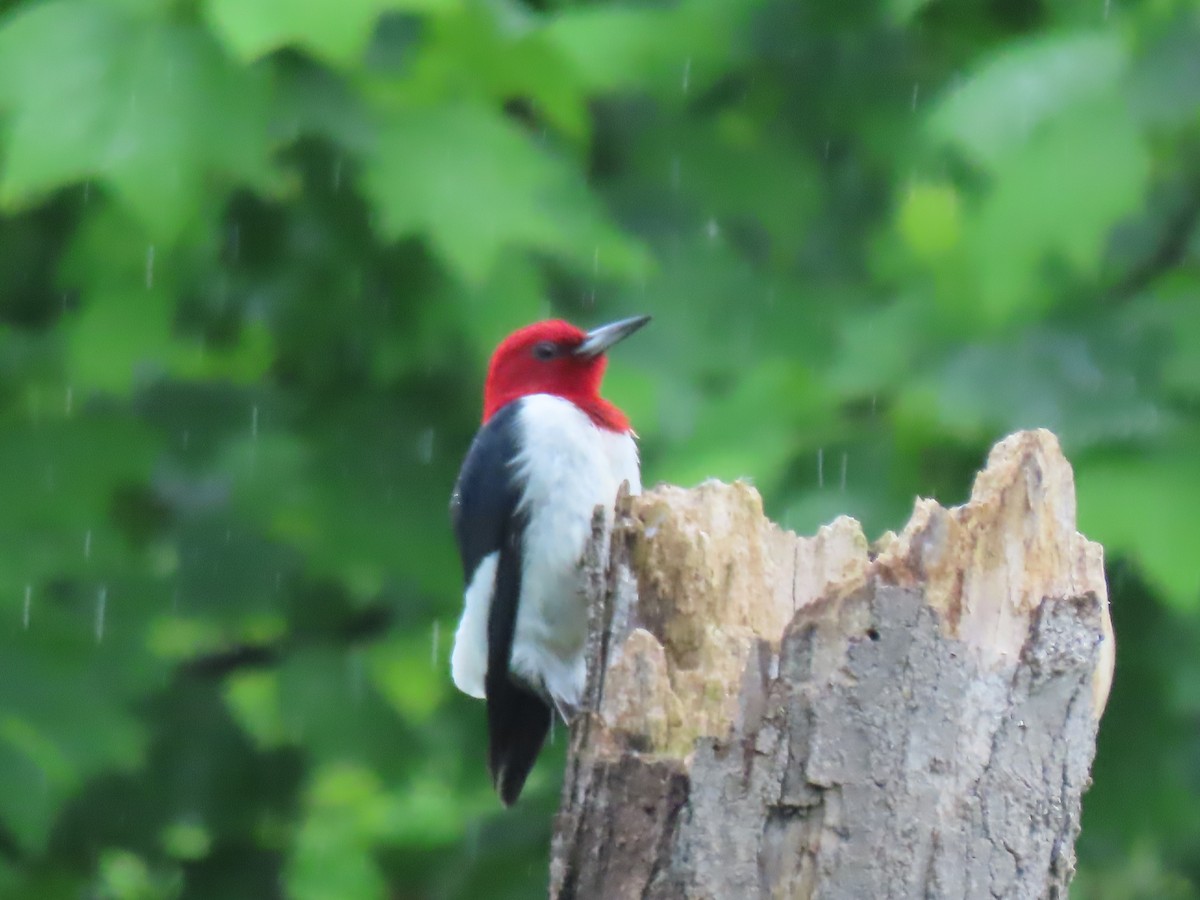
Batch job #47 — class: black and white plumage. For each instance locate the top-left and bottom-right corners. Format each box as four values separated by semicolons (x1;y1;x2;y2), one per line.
448;316;647;805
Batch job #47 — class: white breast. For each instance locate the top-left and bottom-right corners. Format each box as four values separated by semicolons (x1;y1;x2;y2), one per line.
509;394;640;710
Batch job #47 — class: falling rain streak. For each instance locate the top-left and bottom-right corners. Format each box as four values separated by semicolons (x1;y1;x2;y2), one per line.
95;587;107;643
84;529;92;560
22;585;30;630
431;620;440;667
417;428;434;464
145;245;156;289
840;452;848;493
817;447;824;488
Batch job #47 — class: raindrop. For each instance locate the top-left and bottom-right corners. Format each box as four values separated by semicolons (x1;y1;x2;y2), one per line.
145;245;156;289
84;529;92;560
431;620;440;668
1103;0;1111;19
64;386;73;416
817;448;825;489
251;404;260;440
840;452;848;493
95;586;107;643
705;218;720;241
682;57;692;93
182;430;191;449
823;140;831;160
417;428;434;465
911;83;920;111
82;181;91;203
22;585;31;630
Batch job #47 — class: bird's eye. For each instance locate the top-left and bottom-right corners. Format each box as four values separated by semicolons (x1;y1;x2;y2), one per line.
532;341;558;361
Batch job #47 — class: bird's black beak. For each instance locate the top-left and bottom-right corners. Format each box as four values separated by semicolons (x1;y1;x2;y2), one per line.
574;315;651;359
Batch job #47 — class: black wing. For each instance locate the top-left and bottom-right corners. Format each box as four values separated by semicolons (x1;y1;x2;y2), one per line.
450;402;551;805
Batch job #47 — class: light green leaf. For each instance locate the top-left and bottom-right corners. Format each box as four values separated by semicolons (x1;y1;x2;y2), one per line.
1077;449;1200;609
544;0;747;93
368;634;446;722
363;103;647;283
966;99;1149;324
930;31;1127;169
204;0;457;66
0;2;273;239
285;763;389;900
897;182;962;261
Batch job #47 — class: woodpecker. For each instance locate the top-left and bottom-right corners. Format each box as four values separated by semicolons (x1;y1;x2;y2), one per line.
449;315;650;805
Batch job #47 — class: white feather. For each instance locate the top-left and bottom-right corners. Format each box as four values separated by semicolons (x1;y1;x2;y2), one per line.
450;551;497;699
510;394;640;710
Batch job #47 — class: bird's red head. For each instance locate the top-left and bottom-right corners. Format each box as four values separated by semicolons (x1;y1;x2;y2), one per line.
483;316;650;432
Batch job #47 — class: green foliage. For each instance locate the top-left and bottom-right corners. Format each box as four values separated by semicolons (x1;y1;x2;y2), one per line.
0;0;1195;895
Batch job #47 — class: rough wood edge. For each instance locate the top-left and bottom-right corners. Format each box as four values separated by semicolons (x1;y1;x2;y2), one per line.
550;429;1113;900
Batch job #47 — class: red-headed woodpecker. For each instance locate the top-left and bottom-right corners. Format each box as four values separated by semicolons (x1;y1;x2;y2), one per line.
449;315;650;805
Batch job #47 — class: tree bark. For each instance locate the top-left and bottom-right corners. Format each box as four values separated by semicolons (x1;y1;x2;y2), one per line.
550;429;1114;900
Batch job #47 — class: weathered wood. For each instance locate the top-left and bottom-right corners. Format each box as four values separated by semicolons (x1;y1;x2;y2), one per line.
550;429;1113;900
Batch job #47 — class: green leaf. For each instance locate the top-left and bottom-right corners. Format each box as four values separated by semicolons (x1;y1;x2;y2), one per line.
1161;291;1200;396
897;182;962;261
903;327;1170;451
929;31;1127;169
0;415;161;594
1077;448;1200;609
0;2;273;239
96;849;180;900
363;103;647;283
656;360;828;493
966;99;1149;324
286;763;392;900
544;0;747;94
828;296;936;397
368;634;447;722
204;0;457;66
402;7;591;143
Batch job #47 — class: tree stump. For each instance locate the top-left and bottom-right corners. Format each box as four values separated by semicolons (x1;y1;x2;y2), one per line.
550;429;1114;900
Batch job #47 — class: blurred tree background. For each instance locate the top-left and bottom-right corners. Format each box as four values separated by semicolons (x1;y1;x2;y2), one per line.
0;0;1195;895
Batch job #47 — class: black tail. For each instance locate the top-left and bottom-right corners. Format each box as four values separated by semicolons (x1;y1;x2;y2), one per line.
485;671;551;805
483;510;549;805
